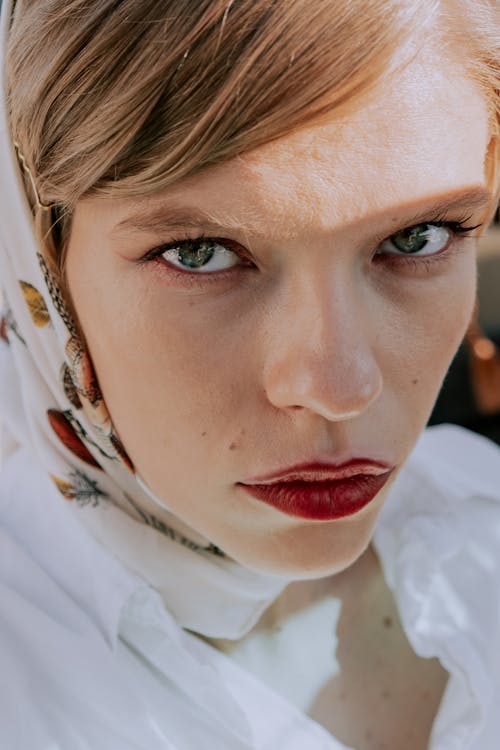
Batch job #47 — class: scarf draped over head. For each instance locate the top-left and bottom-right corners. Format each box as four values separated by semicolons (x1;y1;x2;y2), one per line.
0;0;286;639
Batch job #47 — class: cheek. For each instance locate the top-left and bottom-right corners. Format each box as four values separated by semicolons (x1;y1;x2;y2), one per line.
67;262;256;475
382;255;476;415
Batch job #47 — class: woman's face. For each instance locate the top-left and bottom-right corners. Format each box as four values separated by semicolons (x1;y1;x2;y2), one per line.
66;43;495;577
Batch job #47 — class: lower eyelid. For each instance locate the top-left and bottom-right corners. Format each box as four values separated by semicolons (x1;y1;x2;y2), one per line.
376;234;473;271
148;254;252;287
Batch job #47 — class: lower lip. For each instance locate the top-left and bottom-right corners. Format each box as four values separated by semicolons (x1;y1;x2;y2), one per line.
237;472;393;521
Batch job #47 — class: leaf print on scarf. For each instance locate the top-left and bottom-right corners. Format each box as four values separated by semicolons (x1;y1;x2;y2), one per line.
50;474;75;500
1;305;26;345
65;334;114;442
37;252;78;337
110;433;135;473
47;409;101;469
19;281;51;327
61;362;83;410
124;492;225;556
50;470;108;507
0;316;8;343
65;335;103;407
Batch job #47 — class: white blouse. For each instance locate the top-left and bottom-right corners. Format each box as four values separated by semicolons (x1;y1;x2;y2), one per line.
0;424;499;750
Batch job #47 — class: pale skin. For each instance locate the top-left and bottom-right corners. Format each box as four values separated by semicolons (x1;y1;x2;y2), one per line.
66;39;496;748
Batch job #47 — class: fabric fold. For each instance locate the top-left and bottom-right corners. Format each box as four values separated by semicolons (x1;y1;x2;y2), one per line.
374;424;500;750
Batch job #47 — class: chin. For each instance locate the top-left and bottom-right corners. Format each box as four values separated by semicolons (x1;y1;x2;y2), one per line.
223;520;375;580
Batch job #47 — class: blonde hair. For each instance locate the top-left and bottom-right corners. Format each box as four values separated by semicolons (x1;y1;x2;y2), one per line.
5;0;500;271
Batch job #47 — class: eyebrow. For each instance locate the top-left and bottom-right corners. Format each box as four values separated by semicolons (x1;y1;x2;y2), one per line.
113;206;255;236
112;187;494;239
388;188;493;229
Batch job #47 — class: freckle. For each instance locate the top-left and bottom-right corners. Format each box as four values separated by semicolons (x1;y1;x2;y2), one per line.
412;378;419;385
381;689;390;699
383;615;393;628
229;441;238;451
201;431;207;437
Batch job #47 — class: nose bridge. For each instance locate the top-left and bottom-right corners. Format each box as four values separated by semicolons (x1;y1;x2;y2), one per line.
262;269;383;420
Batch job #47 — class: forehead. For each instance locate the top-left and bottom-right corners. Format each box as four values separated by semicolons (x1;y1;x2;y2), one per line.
106;41;491;238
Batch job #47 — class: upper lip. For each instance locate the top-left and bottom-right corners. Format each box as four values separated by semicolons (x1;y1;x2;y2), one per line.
242;459;394;485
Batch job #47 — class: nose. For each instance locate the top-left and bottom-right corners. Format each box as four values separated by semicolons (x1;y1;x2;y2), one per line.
262;272;383;421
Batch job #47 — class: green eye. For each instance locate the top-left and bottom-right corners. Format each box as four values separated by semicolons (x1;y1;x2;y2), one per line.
380;223;451;257
391;225;433;253
176;240;216;268
161;239;241;273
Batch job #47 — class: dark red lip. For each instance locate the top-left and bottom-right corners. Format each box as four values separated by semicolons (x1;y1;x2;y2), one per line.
238;460;394;520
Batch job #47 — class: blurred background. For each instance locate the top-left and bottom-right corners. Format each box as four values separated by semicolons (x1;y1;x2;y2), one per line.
429;209;500;444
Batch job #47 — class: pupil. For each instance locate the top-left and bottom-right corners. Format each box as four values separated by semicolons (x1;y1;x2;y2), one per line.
179;241;215;268
393;224;429;254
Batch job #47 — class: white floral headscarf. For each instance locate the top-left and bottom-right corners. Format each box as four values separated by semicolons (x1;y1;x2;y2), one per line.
0;0;285;639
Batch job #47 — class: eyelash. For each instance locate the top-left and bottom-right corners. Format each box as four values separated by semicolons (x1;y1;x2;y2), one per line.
139;215;482;282
374;215;482;271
